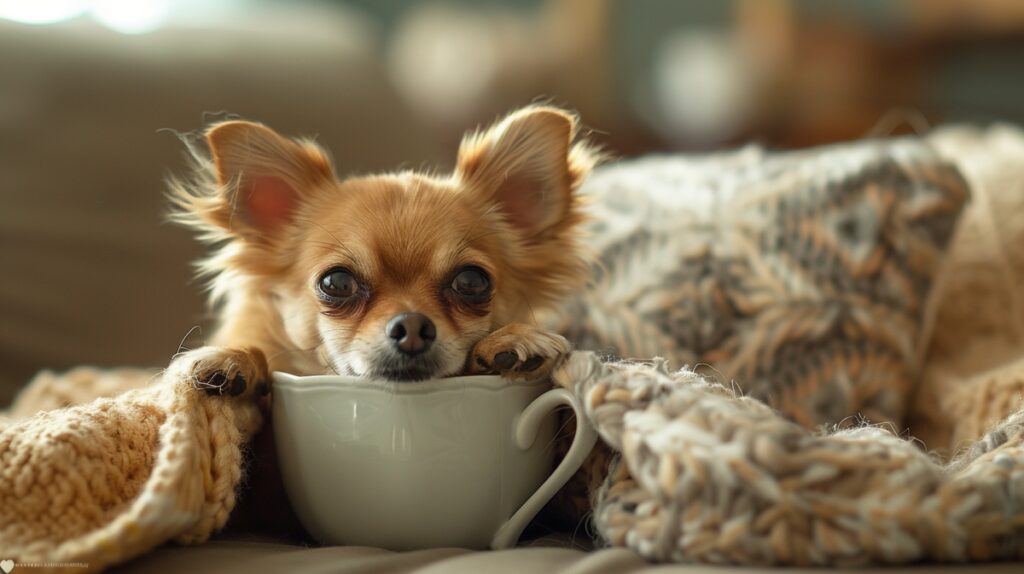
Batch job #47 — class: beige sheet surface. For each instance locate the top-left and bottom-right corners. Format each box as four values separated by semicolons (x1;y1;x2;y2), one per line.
110;540;1024;574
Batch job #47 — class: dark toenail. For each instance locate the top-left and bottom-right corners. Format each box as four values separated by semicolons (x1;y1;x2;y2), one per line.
494;351;518;370
204;372;227;395
519;356;544;372
256;382;270;396
227;374;246;396
475;356;490;369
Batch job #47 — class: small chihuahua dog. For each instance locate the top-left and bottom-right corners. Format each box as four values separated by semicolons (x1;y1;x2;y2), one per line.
167;105;599;393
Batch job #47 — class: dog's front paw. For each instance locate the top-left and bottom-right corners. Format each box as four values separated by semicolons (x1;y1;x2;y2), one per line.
468;324;570;380
168;346;271;399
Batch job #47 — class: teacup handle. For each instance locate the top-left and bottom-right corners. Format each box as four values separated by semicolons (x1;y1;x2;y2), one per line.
490;387;598;550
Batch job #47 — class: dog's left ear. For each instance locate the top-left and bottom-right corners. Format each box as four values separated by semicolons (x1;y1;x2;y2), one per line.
456;106;598;239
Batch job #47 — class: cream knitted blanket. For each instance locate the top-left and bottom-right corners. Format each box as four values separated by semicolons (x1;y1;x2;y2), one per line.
0;364;264;573
3;125;1024;571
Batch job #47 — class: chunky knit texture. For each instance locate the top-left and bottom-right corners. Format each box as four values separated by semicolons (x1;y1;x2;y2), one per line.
559;137;968;429
0;363;263;573
555;352;1024;566
549;125;1024;566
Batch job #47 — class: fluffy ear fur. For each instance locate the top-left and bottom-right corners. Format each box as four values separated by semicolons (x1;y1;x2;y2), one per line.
168;120;336;301
456;106;600;242
170;120;334;243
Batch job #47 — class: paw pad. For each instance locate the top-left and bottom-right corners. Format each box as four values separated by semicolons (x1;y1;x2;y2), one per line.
493;351;518;370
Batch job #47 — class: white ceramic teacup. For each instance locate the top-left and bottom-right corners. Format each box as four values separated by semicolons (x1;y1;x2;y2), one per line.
271;372;597;550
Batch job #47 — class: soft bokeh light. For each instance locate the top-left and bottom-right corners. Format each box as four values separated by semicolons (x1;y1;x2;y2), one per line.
0;0;86;25
0;0;170;33
91;0;170;34
651;30;754;144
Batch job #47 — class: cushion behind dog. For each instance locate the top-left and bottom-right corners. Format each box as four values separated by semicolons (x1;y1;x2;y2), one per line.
559;139;969;428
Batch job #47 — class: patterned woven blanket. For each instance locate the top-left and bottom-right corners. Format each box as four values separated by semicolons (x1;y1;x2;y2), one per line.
3;126;1024;570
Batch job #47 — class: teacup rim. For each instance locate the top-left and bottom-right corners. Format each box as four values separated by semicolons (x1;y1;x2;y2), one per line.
272;371;549;394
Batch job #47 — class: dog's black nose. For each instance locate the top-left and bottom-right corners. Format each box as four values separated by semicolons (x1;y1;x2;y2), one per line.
386;313;436;355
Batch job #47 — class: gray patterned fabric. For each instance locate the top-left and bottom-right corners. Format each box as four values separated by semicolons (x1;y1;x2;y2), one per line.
559;139;969;428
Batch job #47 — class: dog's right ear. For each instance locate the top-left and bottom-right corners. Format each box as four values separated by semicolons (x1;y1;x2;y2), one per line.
172;121;335;241
206;121;334;236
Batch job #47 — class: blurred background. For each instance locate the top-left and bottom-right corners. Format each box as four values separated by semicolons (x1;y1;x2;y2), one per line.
2;0;1023;404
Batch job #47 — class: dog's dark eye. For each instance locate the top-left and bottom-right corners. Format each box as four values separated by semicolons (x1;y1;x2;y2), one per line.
318;268;359;302
451;267;491;303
